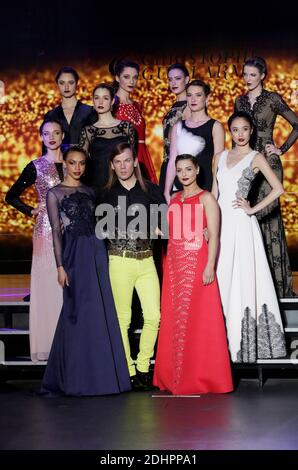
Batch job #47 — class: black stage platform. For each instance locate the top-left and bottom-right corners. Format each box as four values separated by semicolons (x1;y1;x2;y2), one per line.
1;377;298;450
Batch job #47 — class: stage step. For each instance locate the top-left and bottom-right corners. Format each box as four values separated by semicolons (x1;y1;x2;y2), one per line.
0;327;143;367
1;299;298;381
1;360;47;366
257;359;298;364
0;328;143;335
0;301;29;306
0;329;29;335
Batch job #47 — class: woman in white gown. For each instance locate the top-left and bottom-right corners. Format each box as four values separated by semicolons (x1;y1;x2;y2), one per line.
212;111;287;363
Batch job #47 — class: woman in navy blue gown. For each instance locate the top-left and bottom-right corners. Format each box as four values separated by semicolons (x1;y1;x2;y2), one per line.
40;146;131;396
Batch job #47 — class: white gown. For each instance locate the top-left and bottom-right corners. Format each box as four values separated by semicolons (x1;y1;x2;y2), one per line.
216;150;286;362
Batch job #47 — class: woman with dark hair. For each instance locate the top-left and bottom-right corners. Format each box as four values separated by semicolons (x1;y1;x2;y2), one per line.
43;66;94;150
235;56;298;298
154;154;233;395
110;59;157;183
164;79;225;203
159;63;190;193
213;111;286;363
79;83;136;196
40;146;131;396
5;120;64;361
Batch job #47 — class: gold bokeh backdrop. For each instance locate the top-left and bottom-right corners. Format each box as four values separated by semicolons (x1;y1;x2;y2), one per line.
1;57;297;258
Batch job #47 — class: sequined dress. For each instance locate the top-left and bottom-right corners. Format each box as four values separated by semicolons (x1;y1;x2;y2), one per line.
216;150;286;362
153;190;233;394
5;157;63;361
115;101;157;183
40;184;131;396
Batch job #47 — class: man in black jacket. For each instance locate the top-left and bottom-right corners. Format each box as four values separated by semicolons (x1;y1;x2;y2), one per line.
97;141;167;391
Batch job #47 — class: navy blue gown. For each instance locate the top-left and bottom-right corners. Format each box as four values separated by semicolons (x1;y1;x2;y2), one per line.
40;184;131;396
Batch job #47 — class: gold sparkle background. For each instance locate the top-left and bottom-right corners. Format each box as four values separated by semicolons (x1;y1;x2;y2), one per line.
1;57;297;265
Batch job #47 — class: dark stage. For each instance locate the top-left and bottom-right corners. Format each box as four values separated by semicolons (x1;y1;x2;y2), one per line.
1;377;298;450
1;276;298;452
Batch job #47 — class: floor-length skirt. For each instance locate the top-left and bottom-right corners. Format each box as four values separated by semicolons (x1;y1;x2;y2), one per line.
154;236;233;395
217;208;287;362
40;234;131;396
250;154;293;298
30;229;63;362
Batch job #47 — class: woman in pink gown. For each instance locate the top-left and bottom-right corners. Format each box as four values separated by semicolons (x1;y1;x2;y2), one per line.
154;154;233;395
110;59;157;183
5;120;64;361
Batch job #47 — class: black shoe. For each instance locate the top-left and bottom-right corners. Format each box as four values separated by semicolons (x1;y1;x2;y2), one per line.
130;375;147;392
135;369;157;391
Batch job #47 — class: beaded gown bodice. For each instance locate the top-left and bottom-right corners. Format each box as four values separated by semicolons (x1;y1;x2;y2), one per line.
46;184;96;267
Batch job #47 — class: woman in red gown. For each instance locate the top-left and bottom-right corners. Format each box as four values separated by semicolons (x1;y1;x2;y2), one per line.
153;154;233;395
110;59;157;183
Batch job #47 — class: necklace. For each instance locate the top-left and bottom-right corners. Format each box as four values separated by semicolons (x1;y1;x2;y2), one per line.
180;188;201;203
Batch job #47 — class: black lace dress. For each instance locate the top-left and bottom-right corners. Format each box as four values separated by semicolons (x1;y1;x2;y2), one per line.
79;121;137;196
40;184;131;396
235;89;298;297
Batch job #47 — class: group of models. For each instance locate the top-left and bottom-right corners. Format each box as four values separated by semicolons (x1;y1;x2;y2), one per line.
5;56;298;396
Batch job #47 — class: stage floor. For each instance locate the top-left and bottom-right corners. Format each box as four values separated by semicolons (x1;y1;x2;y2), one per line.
1;274;298;450
0;377;298;450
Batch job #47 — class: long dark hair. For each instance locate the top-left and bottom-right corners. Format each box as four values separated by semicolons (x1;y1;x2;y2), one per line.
105;140;148;192
228;111;257;149
109;58;139;94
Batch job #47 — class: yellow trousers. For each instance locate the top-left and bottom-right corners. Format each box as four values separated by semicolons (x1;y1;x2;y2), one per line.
109;255;160;376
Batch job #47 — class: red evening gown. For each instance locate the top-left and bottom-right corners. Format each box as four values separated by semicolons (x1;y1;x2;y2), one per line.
115;101;157;183
153;191;233;395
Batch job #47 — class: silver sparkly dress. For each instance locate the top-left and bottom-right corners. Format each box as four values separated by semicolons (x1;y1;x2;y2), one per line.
29;158;63;361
